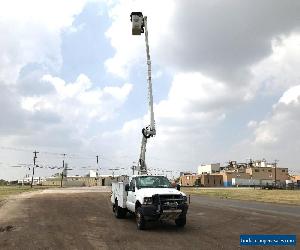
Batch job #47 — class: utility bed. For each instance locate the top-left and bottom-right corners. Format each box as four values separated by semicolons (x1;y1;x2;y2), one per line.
111;181;127;208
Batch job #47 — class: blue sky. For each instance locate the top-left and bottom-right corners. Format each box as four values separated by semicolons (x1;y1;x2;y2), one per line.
1;0;300;180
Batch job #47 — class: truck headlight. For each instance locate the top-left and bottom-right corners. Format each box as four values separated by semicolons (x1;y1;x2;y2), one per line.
182;196;187;204
143;197;153;205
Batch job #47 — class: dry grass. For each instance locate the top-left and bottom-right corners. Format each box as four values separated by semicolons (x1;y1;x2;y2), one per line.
182;188;300;205
0;186;48;202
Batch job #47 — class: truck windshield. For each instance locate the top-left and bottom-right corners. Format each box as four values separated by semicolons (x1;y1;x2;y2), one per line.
136;176;172;189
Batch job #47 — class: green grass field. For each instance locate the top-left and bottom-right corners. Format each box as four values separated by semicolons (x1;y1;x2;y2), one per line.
182;188;300;205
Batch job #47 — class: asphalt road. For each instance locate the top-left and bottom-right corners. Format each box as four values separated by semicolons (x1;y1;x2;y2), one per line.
0;187;299;250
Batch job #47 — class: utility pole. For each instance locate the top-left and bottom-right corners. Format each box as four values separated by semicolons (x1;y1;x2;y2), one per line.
60;154;66;188
109;168;119;178
95;155;100;186
96;155;100;176
274;159;279;188
31;150;39;188
131;162;136;175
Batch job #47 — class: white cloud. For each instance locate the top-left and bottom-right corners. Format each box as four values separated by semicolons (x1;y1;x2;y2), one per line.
254;124;278;144
0;0;89;84
113;72;230;136
2;0;300;177
0;73;133;163
278;85;300;105
14;0;300;173
225;85;300;171
247;120;258;128
21;74;133;123
106;0;300;84
95;72;232;170
251;34;300;94
99;31;300;170
153;73;230;132
103;84;133;101
253;85;300;144
105;0;175;78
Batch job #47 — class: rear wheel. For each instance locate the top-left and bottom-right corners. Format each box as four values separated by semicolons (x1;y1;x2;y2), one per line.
175;216;186;227
114;200;126;219
136;207;146;230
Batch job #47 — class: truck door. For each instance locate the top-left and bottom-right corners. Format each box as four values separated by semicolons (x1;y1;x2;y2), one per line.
126;178;136;211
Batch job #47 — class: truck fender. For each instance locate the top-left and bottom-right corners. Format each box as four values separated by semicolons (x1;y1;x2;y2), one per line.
135;200;142;211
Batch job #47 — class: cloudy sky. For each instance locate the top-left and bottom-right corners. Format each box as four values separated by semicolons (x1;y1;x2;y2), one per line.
1;0;300;180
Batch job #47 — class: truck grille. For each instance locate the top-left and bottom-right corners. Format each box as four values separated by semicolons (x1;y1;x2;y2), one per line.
152;194;184;206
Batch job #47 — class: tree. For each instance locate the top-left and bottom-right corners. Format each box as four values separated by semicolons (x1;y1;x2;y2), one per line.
0;179;8;186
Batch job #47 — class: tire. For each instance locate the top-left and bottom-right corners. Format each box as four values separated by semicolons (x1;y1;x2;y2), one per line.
136;207;146;230
114;200;126;219
175;216;186;228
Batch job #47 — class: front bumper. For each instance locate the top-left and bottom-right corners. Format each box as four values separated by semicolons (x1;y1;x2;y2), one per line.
140;203;188;221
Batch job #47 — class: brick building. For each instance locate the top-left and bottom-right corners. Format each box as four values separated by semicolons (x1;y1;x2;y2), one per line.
198;174;223;187
180;174;223;187
289;175;300;187
179;174;198;186
245;167;289;182
220;171;251;187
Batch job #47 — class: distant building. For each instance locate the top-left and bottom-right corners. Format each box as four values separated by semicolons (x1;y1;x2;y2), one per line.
198;163;220;174
198;174;223;187
220;170;251;187
290;175;300;187
179;174;198;186
89;170;97;178
216;159;290;187
252;160;275;168
219;166;289;187
290;175;300;182
18;177;45;186
245;166;289;182
179;173;223;187
180;172;194;176
42;175;129;187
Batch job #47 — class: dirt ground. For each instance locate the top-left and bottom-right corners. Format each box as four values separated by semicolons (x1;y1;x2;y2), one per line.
0;187;299;250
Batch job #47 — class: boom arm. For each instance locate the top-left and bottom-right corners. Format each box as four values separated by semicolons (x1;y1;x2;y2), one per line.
144;17;155;133
131;13;156;175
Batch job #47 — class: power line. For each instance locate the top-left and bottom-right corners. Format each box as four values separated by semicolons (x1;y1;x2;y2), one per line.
0;145;196;176
0;146;32;153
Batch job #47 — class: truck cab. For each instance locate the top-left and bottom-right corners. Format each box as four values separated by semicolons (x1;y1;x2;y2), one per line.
111;175;188;230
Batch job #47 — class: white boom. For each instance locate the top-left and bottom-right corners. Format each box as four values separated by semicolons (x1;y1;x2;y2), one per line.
130;12;156;175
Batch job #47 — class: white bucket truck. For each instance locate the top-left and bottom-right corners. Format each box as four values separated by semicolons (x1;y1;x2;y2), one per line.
111;175;188;230
110;13;188;230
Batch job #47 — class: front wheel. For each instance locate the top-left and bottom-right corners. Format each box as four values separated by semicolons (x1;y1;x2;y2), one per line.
175;216;186;227
136;207;146;230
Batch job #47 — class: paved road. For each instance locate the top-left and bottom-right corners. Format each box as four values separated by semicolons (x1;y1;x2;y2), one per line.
0;187;299;250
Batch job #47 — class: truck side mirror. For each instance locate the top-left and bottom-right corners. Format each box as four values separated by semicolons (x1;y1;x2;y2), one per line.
125;184;129;192
176;184;181;191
